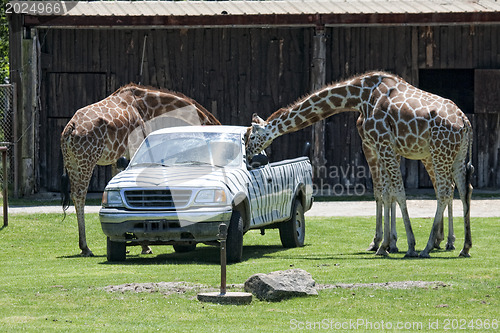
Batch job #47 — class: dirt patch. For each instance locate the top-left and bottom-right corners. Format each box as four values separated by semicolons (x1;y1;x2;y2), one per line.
102;281;243;296
103;282;211;296
102;281;448;295
317;281;449;290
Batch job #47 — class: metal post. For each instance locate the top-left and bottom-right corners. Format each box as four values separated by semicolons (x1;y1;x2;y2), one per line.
218;223;228;295
196;222;252;305
1;146;8;226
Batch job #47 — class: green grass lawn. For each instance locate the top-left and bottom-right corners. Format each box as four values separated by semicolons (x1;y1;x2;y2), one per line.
0;212;498;332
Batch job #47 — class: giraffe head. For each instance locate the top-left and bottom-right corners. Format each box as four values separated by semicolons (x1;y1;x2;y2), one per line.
245;113;274;161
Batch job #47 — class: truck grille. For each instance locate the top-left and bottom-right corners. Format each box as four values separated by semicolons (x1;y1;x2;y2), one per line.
124;189;192;209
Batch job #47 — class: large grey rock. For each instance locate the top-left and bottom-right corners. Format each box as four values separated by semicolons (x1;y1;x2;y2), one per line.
244;269;318;301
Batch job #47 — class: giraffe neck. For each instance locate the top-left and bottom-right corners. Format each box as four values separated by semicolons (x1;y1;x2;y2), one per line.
264;80;372;140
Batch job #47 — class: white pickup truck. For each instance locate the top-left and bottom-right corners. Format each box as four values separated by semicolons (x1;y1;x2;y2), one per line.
99;126;313;262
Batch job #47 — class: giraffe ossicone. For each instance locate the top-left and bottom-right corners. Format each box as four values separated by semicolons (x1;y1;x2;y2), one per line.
245;71;473;258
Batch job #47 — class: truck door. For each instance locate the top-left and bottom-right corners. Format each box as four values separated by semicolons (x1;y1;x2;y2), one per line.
248;165;275;226
248;162;294;226
268;163;294;220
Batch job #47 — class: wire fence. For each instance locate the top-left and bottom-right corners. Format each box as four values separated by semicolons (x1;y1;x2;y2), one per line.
0;84;15;192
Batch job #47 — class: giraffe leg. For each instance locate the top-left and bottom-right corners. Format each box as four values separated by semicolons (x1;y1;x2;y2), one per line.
367;198;383;251
433;201;454;250
360;141;385;252
388;201;399;253
397;198;418;258
375;198;391;256
433;195;446;250
434;216;444;250
393;182;417;257
377;150;416;257
459;184;473;257
65;154;97;257
421;156;445;250
453;157;473;257
71;185;94;257
419;198;447;258
445;200;456;250
421;146;460;258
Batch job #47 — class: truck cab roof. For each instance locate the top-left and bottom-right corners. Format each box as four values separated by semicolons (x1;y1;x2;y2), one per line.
148;125;248;136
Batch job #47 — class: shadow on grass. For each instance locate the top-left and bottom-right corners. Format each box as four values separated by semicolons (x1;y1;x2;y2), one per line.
276;247;465;261
58;245;463;264
98;244;288;266
58;254;107;259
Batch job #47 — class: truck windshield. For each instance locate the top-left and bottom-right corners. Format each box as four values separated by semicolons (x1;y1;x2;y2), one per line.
130;132;242;168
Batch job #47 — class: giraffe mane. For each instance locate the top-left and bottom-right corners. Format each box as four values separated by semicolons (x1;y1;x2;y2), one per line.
112;83;193;101
265;70;399;123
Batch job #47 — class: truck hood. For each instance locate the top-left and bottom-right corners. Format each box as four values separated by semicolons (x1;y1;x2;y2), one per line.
106;165;241;191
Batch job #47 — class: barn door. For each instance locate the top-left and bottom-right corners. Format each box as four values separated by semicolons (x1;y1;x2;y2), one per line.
474;69;500;188
42;72;110;192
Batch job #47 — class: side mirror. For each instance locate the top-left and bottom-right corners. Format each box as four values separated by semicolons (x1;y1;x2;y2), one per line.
250;154;269;169
116;156;129;170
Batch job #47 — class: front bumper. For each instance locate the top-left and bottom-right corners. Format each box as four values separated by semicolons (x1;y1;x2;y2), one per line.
100;206;232;243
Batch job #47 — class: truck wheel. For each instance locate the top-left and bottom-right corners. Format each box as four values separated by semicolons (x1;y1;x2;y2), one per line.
173;243;197;253
279;199;305;248
226;211;244;263
107;237;126;262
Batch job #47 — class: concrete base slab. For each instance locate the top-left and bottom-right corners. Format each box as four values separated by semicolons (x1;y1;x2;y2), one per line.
197;292;252;305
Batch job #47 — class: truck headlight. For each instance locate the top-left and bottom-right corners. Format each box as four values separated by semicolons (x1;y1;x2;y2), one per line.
102;190;123;208
195;189;227;205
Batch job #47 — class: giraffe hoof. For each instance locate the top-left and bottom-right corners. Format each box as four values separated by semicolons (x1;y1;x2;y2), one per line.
445;243;455;251
418;252;431;258
80;249;94;257
459;250;470;258
141;246;153;255
388;246;399;254
366;244;379;252
404;250;419;258
375;248;389;256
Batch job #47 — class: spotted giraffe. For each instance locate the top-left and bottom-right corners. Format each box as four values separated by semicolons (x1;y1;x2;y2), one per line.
61;84;220;256
246;71;473;258
362;134;455;254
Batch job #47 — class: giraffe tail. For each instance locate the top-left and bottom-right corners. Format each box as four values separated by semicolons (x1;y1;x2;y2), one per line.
61;169;70;221
465;123;474;214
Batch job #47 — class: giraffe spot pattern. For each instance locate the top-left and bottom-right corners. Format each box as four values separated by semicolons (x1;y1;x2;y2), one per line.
61;83;220;254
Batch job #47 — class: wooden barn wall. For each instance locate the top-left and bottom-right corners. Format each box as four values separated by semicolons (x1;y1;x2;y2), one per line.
39;28;313;191
322;26;420;193
321;25;500;192
416;25;500;190
38;24;499;193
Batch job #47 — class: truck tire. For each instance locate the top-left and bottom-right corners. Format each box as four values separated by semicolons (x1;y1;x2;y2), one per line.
226;211;244;263
173;243;197;253
107;237;126;262
279;199;305;248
